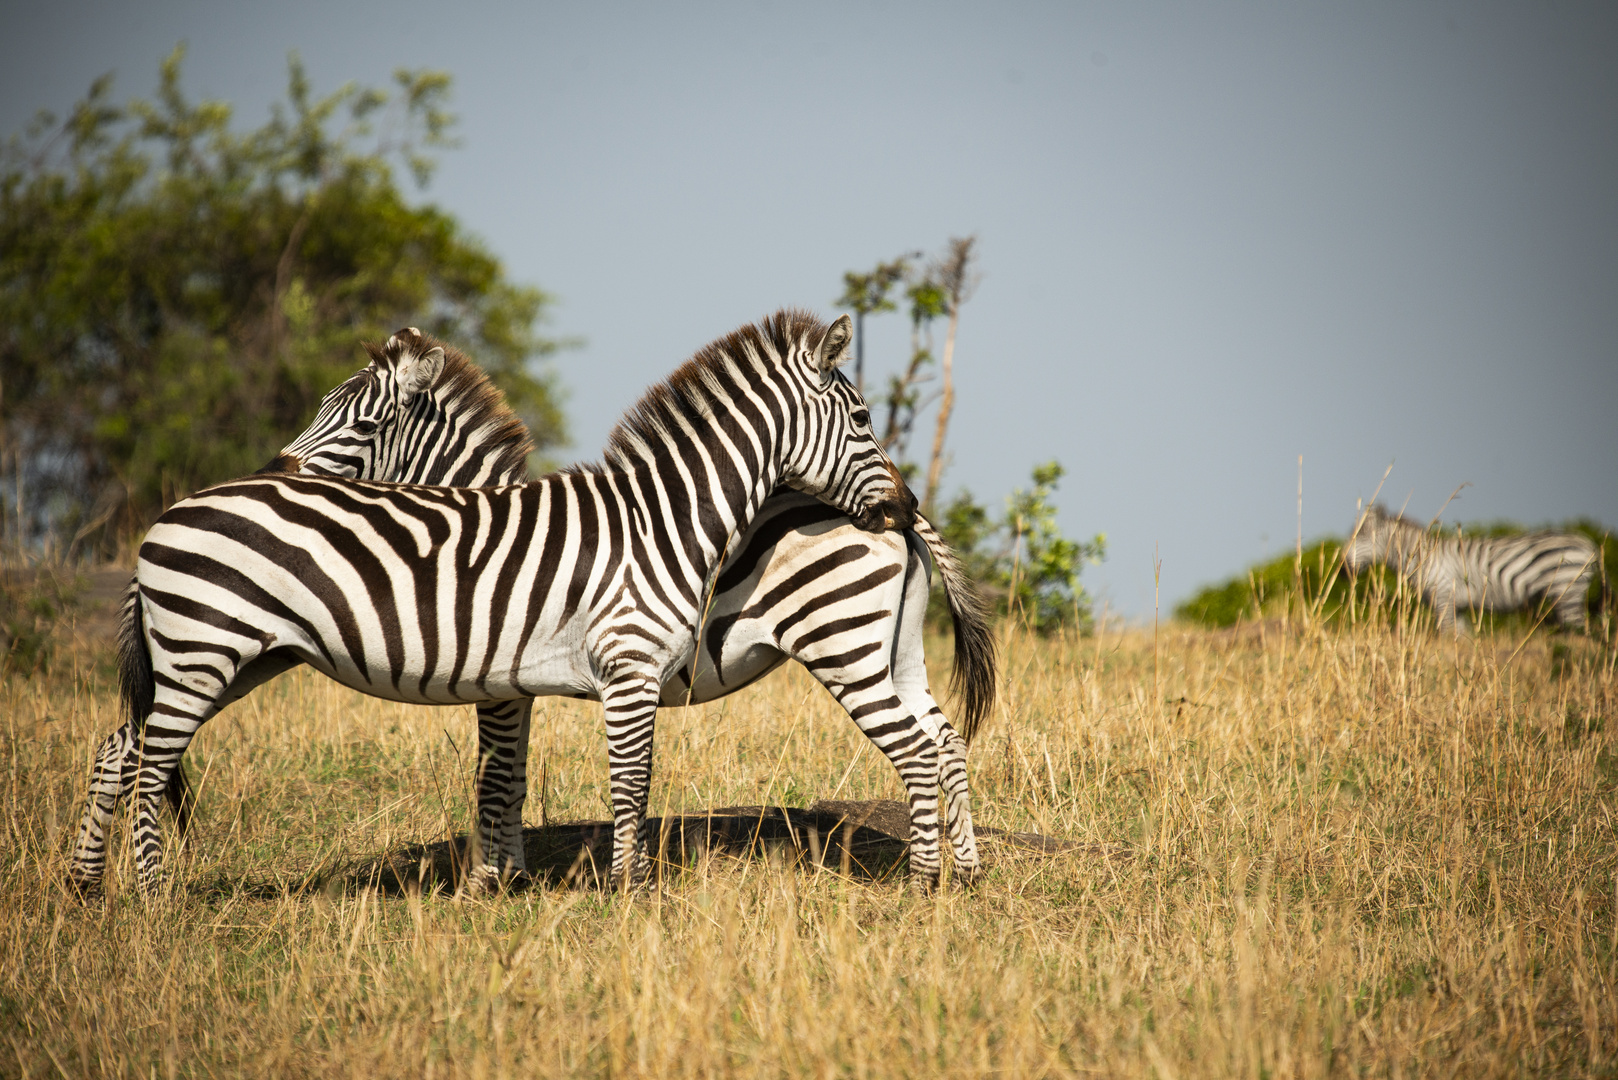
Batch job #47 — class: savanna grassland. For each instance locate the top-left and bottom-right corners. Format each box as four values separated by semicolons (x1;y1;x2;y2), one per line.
2;591;1615;1078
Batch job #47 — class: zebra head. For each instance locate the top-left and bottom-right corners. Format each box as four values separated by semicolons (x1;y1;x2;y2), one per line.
779;313;916;532
1344;503;1422;572
271;328;447;479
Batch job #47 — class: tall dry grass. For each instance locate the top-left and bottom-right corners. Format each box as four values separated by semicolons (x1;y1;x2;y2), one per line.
1;604;1614;1077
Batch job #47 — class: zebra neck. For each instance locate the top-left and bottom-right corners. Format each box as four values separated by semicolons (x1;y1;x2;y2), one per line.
397;394;527;487
610;446;782;607
1383;521;1432;569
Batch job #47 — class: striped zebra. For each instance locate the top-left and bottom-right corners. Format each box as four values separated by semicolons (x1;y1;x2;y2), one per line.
1344;503;1600;632
143;327;992;887
68;310;922;895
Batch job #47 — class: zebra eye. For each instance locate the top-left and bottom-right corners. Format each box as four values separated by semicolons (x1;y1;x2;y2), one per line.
851;408;871;428
350;420;379;437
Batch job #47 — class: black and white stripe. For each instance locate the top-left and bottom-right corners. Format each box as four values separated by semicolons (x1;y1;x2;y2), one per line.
69;310;920;894
1344;503;1599;632
143;328;992;887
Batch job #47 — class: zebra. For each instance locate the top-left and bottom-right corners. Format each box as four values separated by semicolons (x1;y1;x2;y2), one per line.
1343;503;1600;632
68;310;928;896
132;327;993;889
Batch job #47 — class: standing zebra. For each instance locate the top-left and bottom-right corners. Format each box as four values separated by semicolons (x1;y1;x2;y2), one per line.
69;310;918;895
1344;503;1600;632
119;327;992;888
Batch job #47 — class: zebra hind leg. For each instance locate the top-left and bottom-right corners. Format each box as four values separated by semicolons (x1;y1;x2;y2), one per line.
828;678;942;893
126;681;231;894
935;722;981;886
66;721;138;896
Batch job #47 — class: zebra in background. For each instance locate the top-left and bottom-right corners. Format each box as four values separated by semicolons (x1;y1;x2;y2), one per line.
1343;503;1601;632
69;310;918;896
138;327;991;887
261;333;530;487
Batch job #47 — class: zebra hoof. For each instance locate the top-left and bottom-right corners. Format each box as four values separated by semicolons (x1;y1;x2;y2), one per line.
65;871;104;902
461;865;508;896
907;871;941;896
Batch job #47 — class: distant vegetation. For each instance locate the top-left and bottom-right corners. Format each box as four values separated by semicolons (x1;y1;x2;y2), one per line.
0;48;565;559
1177;518;1615;630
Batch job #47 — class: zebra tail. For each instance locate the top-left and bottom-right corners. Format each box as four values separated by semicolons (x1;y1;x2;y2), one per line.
913;516;997;744
117;577;154;731
118;578;193;831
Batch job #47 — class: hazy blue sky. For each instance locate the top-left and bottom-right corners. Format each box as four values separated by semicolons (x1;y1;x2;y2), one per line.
6;1;1615;617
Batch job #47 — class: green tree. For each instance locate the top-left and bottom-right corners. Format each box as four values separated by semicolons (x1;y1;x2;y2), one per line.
921;235;976;514
875;275;946;472
0;47;567;559
935;460;1106;634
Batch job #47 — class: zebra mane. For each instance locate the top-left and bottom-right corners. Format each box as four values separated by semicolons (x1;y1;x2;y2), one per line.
601;309;832;470
363;332;535;482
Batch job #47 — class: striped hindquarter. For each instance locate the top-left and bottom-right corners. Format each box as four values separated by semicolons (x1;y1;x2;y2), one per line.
68;310;918;896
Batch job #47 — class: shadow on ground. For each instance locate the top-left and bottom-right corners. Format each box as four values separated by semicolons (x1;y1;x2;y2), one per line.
334;799;1124;896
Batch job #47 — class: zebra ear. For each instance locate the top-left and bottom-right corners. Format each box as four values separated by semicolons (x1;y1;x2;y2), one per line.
397;346;446;401
813;314;854;375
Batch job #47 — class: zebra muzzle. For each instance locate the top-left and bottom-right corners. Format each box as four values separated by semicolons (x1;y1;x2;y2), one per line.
853;486;918;532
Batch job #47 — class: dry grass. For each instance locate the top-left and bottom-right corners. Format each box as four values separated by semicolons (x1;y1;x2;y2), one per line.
2;606;1615;1077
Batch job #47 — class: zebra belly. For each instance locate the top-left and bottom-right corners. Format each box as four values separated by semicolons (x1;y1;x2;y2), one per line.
663;646;790;705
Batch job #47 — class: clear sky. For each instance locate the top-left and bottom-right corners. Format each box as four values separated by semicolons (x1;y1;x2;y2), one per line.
6;1;1615;617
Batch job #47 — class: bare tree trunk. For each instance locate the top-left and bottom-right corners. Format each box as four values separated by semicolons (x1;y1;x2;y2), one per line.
923;306;958;514
923;236;976;514
269;203;314;366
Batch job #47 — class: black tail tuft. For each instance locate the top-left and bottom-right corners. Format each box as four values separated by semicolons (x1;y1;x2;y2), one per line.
913;517;997;744
118;578;154;730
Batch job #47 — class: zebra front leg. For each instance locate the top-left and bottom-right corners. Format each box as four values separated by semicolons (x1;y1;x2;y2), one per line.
465;698;532;892
67;722;139;895
602;675;661;891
